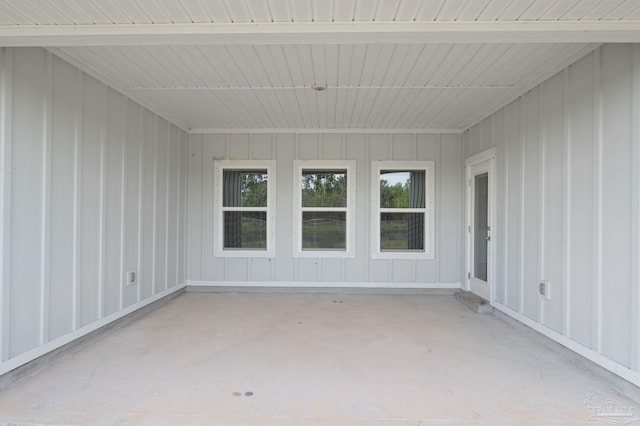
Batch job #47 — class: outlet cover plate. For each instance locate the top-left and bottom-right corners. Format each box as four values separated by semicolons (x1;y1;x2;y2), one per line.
539;281;551;300
126;270;137;287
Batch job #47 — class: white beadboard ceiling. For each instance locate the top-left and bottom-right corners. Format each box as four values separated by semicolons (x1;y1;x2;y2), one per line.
1;0;637;131
1;0;640;24
50;42;595;131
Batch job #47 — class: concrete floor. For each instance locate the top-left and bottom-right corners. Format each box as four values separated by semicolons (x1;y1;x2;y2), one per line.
0;292;638;425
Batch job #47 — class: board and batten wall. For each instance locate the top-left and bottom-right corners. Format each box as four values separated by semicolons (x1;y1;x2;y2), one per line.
463;44;640;387
0;47;189;375
188;132;463;287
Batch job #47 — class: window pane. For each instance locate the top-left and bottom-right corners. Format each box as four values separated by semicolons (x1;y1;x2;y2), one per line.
380;170;425;208
224;211;267;249
301;169;347;207
223;170;268;207
474;173;489;281
302;211;346;249
380;213;424;250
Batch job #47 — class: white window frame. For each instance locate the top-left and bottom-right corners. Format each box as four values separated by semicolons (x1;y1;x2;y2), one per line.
213;160;276;258
292;160;356;259
371;161;435;260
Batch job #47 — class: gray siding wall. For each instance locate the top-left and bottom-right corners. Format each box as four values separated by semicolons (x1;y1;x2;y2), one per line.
188;132;463;287
464;44;640;386
0;47;188;374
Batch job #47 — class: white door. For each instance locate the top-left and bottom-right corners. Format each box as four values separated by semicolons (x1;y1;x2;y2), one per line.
466;150;494;301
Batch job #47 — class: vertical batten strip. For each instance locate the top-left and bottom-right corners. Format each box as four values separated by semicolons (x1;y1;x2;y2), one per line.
119;98;127;310
631;45;640;372
502;112;509;305
185;135;192;283
563;67;572;338
539;85;547;325
182;132;188;284
519;98;526;314
186;133;199;283
436;133;442;284
151;115;158;295
0;48;13;362
175;131;181;286
164;125;170;291
72;70;83;330
594;48;604;354
293;133;299;283
97;84;107;319
461;131;468;288
40;51;53;345
178;131;183;284
365;133;370;283
199;134;205;282
136;106;143;304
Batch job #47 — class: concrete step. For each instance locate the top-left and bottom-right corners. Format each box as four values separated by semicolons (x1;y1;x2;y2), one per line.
454;290;493;314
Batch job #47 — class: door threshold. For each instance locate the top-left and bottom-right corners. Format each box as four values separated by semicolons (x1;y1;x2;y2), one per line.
455;290;493;314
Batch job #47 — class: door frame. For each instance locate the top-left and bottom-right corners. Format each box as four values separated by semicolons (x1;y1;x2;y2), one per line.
465;148;496;302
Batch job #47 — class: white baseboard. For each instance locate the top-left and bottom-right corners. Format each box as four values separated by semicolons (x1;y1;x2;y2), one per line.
186;280;462;289
0;283;186;377
492;301;640;389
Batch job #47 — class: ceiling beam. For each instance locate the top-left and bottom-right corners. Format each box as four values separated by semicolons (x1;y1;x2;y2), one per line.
2;21;640;46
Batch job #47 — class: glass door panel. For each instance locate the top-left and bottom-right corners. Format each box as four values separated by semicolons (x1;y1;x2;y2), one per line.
473;173;489;282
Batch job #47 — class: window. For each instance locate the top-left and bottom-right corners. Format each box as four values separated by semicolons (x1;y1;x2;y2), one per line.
371;161;435;259
214;161;276;257
293;161;356;258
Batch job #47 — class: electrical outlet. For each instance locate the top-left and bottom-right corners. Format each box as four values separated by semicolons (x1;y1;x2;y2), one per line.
126;270;137;287
539;281;551;300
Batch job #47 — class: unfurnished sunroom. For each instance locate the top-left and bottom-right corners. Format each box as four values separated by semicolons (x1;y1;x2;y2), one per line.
1;0;640;424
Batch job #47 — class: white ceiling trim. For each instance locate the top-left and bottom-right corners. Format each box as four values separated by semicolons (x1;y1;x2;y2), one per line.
4;21;640;46
189;128;463;134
